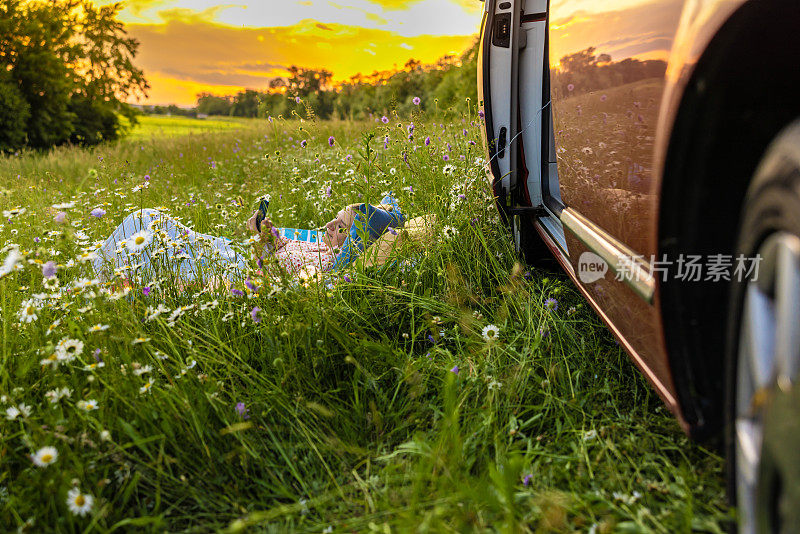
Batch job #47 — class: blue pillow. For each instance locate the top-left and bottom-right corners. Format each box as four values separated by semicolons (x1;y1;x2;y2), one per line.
329;194;405;271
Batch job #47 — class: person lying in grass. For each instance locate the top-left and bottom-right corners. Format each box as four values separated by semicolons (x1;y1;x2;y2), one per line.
92;194;409;286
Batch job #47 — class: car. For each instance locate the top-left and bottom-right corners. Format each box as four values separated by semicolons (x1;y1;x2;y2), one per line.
476;0;800;531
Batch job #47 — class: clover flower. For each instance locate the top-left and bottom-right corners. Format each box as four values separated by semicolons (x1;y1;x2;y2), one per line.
235;402;250;419
412;96;421;105
42;261;57;278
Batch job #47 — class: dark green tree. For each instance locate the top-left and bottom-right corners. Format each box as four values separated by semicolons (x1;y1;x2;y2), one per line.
0;0;148;150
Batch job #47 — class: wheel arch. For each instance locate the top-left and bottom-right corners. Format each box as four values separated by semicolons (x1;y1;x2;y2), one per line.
657;0;800;440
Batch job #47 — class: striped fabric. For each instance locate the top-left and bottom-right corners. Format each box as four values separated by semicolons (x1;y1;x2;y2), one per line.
276;227;324;244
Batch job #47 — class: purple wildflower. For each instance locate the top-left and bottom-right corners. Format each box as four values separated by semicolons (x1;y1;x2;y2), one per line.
545;298;558;312
245;278;256;291
42;261;57;278
251;306;261;323
567;83;575;92
300;139;307;148
343;274;352;283
478;109;485;119
54;212;67;224
458;194;466;200
144;174;150;181
93;348;102;363
450;365;459;375
424;136;431;146
142;286;151;296
381;116;389;124
235;402;250;419
295;96;301;103
325;185;332;197
34;237;39;243
407;122;414;134
231;288;244;297
90;207;106;218
412;96;421;105
523;474;533;486
328;136;335;147
443;154;450;162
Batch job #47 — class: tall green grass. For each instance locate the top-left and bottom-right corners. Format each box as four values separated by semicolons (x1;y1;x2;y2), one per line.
0;111;728;532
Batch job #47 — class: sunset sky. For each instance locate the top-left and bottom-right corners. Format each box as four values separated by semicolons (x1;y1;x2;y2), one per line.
93;0;680;107
96;0;484;106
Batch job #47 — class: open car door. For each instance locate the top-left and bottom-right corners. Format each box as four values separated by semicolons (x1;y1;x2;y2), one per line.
478;0;568;258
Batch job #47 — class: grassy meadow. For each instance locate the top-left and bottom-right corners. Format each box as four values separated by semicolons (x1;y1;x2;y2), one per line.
0;110;729;532
123;115;260;141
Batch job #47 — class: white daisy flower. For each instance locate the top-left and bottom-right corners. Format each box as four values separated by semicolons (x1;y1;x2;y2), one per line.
40;353;61;368
32;446;58;467
132;364;152;376
139;378;155;394
126;230;153;253
18;298;39;323
442;164;455;175
88;324;109;333
2;207;26;218
51;201;76;209
55;338;84;362
6;403;31;420
77;251;97;264
77;399;99;411
66;487;94;516
482;324;500;342
442;226;459;240
45;387;72;403
0;248;23;279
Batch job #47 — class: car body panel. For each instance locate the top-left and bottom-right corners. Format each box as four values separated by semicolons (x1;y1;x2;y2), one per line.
480;0;752;429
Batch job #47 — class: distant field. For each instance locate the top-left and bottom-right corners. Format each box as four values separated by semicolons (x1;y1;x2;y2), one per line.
124;114;261;140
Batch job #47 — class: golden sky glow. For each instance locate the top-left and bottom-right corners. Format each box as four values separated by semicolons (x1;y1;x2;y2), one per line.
95;0;483;106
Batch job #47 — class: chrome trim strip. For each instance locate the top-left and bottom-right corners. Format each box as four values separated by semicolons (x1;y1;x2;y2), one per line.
560;208;656;303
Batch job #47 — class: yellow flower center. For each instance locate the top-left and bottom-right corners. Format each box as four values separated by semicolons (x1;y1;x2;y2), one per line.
74;495;85;506
135;236;145;245
26;306;35;315
41;454;53;463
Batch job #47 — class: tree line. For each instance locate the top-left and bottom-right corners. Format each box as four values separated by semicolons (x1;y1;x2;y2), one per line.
165;42;479;121
0;0;148;152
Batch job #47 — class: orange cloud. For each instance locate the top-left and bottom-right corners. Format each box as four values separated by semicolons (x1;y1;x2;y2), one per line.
126;18;475;105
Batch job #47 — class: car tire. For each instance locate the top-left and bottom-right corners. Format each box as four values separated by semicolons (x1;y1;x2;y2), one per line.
726;119;800;533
